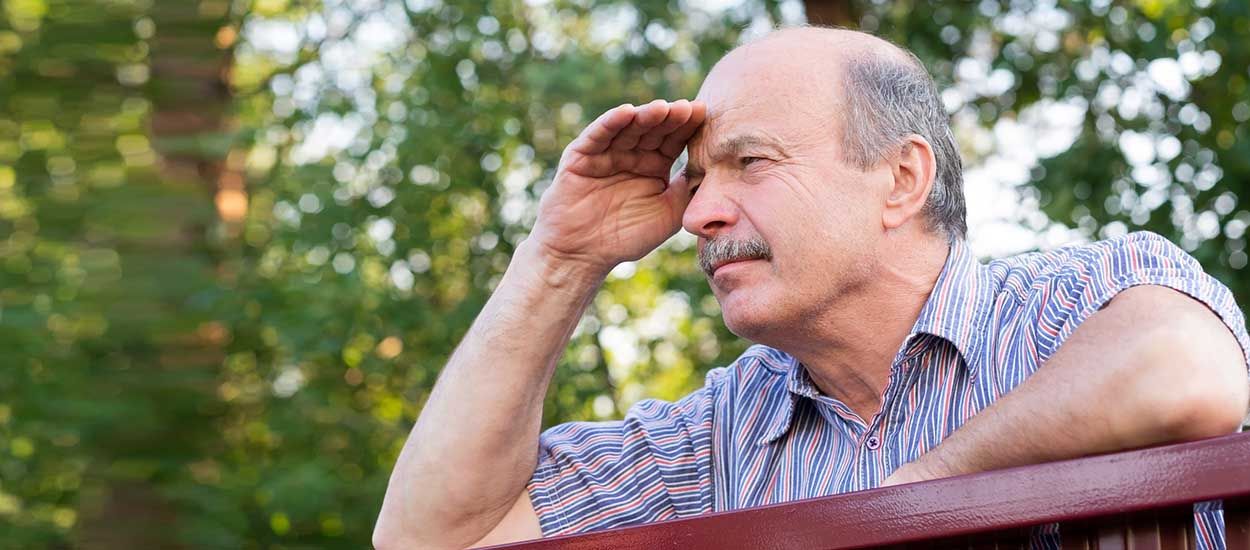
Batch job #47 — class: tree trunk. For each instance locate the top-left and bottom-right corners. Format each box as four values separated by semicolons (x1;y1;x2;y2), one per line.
75;3;235;548
802;0;859;27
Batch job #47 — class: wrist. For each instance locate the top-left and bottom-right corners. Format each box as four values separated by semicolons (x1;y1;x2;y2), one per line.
885;447;967;487
511;238;609;298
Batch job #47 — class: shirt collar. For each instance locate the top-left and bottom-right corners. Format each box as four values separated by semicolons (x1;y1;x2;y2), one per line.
755;240;993;446
901;238;994;368
752;351;803;446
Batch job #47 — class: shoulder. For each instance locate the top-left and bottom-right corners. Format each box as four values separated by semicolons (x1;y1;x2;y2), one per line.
605;345;791;426
705;344;792;391
987;231;1199;304
656;345;791;426
971;232;1234;390
982;231;1245;362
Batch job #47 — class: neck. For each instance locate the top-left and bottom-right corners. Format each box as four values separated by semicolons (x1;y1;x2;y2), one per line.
780;232;950;423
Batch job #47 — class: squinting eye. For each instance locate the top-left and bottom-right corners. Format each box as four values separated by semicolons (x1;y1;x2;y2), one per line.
741;156;764;166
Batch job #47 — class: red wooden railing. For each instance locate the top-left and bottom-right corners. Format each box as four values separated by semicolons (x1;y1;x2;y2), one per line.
489;432;1250;549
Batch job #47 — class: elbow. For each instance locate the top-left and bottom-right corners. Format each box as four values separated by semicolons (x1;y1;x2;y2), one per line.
373;495;504;550
1136;318;1249;441
373;497;435;550
371;531;396;550
372;514;414;550
1158;382;1248;441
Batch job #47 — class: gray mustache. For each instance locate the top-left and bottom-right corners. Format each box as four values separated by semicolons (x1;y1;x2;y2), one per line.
698;236;772;277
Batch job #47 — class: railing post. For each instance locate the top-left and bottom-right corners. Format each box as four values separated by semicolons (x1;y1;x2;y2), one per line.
1227;497;1250;548
1060;506;1195;550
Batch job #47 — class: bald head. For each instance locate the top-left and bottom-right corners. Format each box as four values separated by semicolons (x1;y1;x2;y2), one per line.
696;26;967;239
746;26;916;68
701;27;916;117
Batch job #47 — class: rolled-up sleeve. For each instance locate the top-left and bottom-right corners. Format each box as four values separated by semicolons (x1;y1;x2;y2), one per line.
527;380;718;536
983;231;1246;550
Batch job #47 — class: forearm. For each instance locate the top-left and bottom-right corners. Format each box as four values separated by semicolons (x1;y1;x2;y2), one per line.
896;332;1163;481
889;286;1248;484
376;98;702;546
376;240;604;548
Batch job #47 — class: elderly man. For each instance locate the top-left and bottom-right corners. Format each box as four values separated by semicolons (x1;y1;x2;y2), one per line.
373;27;1250;549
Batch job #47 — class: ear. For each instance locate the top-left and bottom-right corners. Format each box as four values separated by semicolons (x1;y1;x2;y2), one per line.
882;135;937;231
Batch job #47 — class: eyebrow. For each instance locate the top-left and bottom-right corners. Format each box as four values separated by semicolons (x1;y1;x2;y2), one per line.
683;134;787;177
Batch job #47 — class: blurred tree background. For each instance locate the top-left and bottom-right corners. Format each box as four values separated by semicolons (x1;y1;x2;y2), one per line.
1;0;1247;547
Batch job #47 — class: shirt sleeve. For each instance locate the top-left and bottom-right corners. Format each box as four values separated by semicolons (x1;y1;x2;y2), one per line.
1021;230;1250;382
526;378;719;536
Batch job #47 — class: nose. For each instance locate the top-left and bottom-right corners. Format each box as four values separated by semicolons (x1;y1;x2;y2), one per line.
681;177;739;239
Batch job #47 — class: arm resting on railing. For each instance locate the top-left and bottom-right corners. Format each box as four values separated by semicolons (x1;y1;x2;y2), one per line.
885;284;1248;486
485;433;1250;549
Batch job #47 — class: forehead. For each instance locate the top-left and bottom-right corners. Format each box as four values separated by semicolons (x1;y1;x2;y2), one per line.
690;39;842;157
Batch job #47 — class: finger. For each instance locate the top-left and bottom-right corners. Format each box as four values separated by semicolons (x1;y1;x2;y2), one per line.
636;99;693;151
609;99;668;151
609;99;669;151
659;100;707;158
663;171;694;220
567;104;636;155
629;174;669;197
568;148;674;179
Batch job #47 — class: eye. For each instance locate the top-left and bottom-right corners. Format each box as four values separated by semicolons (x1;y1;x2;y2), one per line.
689;183;700;197
741;156;765;166
682;167;703;186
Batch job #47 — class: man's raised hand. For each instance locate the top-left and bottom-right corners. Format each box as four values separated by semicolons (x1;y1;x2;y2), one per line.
528;99;706;276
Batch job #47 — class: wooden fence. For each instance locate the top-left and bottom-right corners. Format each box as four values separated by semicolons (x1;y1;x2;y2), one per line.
488;432;1250;549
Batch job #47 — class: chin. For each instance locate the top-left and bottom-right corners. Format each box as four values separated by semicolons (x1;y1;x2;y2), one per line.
713;270;785;342
719;301;774;342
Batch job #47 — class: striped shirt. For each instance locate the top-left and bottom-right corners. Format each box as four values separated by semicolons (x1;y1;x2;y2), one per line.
527;232;1250;548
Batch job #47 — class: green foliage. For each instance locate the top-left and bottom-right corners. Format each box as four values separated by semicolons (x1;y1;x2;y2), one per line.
1;0;224;546
2;0;1247;547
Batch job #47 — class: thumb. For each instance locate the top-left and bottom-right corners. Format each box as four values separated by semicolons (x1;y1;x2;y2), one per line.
663;171;693;223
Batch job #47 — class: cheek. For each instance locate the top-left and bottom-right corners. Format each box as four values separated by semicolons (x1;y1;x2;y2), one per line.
740;166;872;272
744;173;816;226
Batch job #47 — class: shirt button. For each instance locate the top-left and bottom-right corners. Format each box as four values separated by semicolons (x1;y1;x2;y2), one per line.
865;436;880;450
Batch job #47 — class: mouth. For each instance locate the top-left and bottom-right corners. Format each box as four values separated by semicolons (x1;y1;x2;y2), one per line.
698;236;773;278
710;257;765;277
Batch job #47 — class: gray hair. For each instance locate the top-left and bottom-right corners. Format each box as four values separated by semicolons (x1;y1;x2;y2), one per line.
698;235;772;277
840;50;967;240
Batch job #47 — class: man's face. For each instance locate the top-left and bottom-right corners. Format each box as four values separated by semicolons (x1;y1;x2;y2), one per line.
682;39;893;343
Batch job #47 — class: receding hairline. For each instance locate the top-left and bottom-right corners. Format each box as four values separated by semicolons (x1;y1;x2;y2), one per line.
701;25;931;126
731;25;922;76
